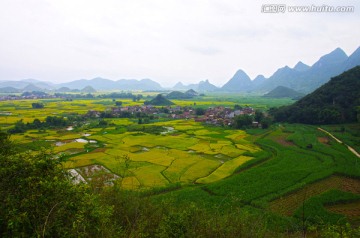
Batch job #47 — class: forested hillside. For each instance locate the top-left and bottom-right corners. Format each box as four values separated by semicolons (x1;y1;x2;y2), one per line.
270;66;360;124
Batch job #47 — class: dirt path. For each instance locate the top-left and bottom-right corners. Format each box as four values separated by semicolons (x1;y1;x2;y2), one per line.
318;128;360;158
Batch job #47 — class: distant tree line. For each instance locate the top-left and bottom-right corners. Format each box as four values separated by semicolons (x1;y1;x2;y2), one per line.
22;91;48;97
8;116;74;134
54;93;95;98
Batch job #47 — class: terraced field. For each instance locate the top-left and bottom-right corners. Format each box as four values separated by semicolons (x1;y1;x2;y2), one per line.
154;124;360;225
270;175;360;216
63;120;261;188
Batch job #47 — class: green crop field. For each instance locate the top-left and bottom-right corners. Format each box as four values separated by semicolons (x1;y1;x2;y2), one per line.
1;95;360;230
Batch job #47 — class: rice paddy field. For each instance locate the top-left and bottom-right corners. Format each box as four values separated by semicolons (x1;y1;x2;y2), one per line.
8;118;261;188
1;96;360;227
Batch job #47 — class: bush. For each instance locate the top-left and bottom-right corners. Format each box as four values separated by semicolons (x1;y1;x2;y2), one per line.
32;102;44;109
0;137;112;237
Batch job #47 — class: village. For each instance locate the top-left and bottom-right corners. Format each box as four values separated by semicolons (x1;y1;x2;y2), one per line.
86;104;256;127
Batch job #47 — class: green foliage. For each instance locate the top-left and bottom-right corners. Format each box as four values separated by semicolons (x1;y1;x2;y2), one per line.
233;114;253;129
32;102;44;109
195;107;205;116
260;117;272;129
45;116;68;127
320;223;360;238
157;209;191;238
8;116;74;134
0;131;14;156
126;125;166;135
8;119;27;133
99;119;108;127
0;138;112;237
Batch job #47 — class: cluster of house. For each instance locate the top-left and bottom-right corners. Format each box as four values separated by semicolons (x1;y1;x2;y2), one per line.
86;105;255;126
0;94;58;101
195;106;255;126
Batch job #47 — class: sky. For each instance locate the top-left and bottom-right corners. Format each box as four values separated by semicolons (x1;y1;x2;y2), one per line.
0;0;359;87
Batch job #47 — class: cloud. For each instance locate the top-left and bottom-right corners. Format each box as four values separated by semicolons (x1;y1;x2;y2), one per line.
0;0;359;84
186;46;221;55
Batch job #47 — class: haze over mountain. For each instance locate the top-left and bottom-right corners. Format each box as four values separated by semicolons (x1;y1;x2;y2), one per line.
221;69;252;92
172;79;218;92
221;47;360;93
1;46;359;94
57;78;163;91
293;62;310;72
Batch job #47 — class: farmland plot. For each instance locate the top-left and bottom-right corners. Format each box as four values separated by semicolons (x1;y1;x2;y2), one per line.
59;119;261;189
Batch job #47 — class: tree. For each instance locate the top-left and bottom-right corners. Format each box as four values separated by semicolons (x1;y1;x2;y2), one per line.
0;132;14;156
195;108;206;116
136;94;143;101
99;120;108;127
33;118;43;129
254;110;264;122
45;116;67;127
115;101;122;106
0;139;112;237
32;102;44;109
234;104;242;110
233;115;253;129
260;117;272;129
8;119;27;133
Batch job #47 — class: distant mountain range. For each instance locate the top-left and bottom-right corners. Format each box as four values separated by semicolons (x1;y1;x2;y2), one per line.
1;46;359;94
57;78;163;91
227;47;360;93
0;78;163;92
172;79;218;92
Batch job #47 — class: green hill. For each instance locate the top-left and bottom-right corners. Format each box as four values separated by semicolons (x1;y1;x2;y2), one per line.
271;66;360;124
81;85;97;93
0;87;20;93
185;89;198;97
166;91;191;99
263;86;305;99
146;94;174;106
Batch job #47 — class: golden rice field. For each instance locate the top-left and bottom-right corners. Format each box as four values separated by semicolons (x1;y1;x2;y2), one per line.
0;98;263;189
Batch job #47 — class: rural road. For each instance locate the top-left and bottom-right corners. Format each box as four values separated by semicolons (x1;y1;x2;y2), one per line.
318;127;360;158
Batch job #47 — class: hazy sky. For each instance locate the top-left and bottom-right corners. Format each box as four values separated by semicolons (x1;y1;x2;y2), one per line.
0;0;359;87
